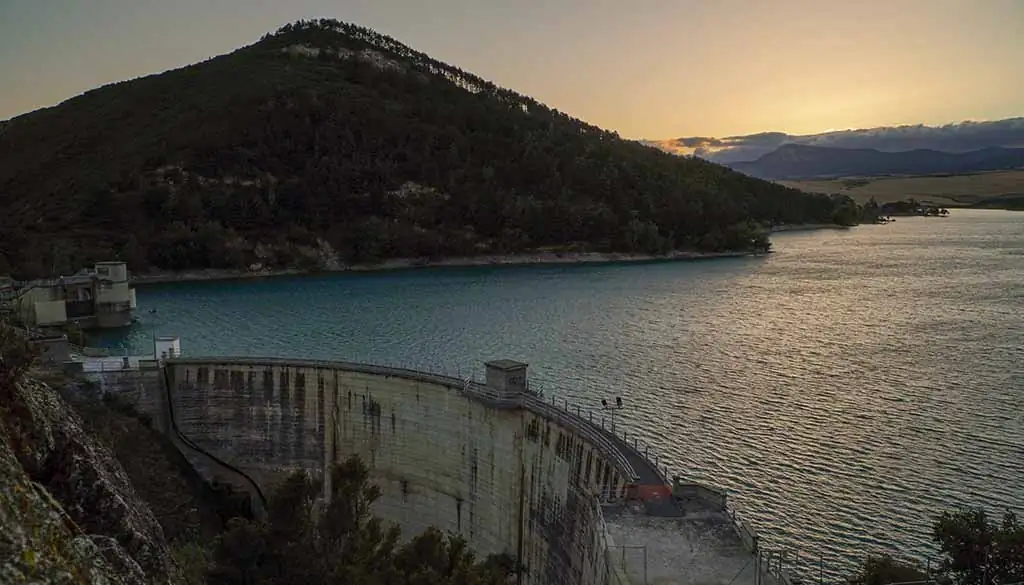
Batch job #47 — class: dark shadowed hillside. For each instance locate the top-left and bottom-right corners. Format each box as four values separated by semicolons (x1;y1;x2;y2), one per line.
729;143;1024;180
0;19;852;279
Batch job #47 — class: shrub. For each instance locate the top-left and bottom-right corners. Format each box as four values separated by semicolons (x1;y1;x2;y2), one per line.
0;320;38;388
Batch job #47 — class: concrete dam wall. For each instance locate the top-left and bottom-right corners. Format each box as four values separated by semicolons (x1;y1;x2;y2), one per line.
162;357;646;585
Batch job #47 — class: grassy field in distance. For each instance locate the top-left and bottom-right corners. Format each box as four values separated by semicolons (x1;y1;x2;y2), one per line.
780;169;1024;206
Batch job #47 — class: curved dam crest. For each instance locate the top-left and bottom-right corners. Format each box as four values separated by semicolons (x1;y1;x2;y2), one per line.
165;357;640;585
93;355;764;585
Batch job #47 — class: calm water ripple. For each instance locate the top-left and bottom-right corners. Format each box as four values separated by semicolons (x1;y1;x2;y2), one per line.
102;210;1023;580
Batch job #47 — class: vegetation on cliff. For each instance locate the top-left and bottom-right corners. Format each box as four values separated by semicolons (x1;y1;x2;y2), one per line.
0;18;856;279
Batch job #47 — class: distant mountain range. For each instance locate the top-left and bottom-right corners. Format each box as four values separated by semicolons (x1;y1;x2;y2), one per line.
647;117;1024;179
726;144;1024;180
651;118;1024;162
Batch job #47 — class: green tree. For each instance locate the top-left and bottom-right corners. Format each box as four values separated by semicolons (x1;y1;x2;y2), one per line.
847;555;929;585
0;319;38;388
934;509;1024;585
860;197;881;223
848;508;1024;585
207;455;512;585
830;194;861;226
119;233;147;270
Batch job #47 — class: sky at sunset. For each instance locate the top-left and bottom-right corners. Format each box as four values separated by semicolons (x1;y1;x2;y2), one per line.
2;0;1022;139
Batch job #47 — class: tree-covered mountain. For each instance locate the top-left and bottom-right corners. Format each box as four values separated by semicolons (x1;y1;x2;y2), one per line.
0;19;855;279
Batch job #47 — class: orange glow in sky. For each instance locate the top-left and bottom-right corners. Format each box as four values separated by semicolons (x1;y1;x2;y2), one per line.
1;0;1021;138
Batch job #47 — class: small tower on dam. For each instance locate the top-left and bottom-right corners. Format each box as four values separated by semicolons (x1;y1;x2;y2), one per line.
153;336;181;361
484;359;529;397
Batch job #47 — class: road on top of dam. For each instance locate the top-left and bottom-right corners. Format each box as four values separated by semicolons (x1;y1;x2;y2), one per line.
599;427;684;518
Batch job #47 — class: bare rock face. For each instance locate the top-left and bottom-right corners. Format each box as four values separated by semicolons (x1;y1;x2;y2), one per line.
1;423;133;584
0;377;180;584
84;535;149;584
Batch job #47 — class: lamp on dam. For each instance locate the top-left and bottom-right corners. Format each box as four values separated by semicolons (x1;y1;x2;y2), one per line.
601;396;624;432
147;308;157;356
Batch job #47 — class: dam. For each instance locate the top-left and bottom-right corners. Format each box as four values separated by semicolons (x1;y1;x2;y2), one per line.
90;355;777;585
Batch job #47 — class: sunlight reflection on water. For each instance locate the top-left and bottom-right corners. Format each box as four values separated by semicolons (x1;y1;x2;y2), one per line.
103;210;1024;579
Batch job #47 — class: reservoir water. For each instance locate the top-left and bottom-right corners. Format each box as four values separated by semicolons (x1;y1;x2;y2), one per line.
103;209;1023;578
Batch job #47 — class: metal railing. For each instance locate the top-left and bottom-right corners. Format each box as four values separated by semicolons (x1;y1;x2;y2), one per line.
745;535;951;585
520;393;639;488
68;342;114;357
528;386;678;489
606;544;649;585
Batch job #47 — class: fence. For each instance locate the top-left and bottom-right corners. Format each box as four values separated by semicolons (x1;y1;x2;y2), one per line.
69;342;115;357
751;550;957;585
527;388;672;476
526;382;684;486
606;544;650;585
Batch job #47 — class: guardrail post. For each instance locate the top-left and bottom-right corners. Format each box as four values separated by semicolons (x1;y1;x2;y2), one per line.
643;545;648;585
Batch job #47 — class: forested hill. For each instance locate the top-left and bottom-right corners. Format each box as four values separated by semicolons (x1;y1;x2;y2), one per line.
0;19;857;279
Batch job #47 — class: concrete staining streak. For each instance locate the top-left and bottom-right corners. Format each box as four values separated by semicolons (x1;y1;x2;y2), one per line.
145;357;755;585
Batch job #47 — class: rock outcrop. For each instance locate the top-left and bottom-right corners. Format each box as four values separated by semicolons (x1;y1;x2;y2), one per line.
1;432;129;584
0;377;180;584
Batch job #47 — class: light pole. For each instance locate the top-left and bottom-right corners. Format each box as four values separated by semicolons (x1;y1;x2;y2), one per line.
601;396;623;433
147;308;157;358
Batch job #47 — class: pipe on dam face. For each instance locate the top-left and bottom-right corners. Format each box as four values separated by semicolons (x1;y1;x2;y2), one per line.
159;364;269;516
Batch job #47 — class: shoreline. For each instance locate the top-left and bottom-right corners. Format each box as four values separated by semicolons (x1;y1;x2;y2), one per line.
130;223;853;286
768;223;853;233
130;249;762;286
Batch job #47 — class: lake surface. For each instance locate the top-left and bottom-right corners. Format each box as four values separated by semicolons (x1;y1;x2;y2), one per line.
103;209;1023;579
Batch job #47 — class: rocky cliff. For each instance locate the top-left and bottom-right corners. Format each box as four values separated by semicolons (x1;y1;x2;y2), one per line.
0;376;181;584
